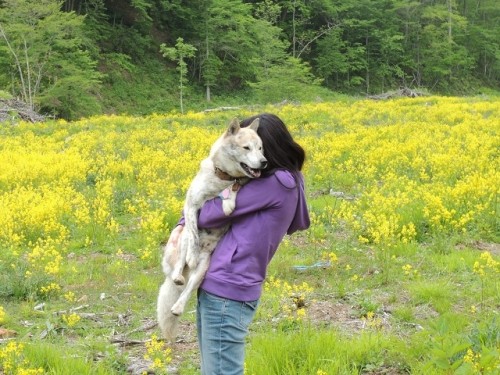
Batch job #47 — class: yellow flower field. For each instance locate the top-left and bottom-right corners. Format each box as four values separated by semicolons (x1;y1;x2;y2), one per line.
0;96;499;374
0;96;498;296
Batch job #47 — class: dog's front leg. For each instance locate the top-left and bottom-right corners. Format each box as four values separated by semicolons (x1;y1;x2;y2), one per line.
221;182;241;216
171;251;211;316
172;201;201;282
222;191;237;216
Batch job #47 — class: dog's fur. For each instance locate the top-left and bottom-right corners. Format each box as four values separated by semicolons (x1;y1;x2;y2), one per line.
157;117;266;341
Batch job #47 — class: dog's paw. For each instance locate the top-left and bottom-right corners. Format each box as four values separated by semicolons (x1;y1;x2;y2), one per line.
171;302;184;316
222;199;235;216
172;274;185;286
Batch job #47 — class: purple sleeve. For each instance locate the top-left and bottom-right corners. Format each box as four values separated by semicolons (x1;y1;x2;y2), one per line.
197;172;310;234
197;180;276;229
286;174;310;234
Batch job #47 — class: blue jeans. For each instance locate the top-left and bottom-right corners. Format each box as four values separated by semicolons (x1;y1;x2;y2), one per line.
197;289;259;375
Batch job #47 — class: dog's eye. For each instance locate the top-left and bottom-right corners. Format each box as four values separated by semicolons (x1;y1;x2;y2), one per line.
243;146;250;150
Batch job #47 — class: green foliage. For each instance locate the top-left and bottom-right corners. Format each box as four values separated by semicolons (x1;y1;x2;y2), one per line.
246;327;409;374
160;37;197;114
1;0;500;117
0;252;50;300
249;57;324;103
0;89;12;99
101;58;178;115
0;0;102;119
193;0;269;96
24;342;118;374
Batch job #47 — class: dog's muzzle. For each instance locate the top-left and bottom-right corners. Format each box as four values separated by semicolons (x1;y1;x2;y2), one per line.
241;160;267;178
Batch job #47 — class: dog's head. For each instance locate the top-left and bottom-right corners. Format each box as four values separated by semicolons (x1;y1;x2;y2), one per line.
218;118;267;179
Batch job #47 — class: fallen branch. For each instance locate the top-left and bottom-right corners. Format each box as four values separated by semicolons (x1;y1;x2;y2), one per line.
53;304;90;315
203;106;241;113
368;88;427;100
125;319;158;335
0;99;45;123
110;337;150;347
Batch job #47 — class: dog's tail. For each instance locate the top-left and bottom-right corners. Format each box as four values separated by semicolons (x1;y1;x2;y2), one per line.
157;278;181;342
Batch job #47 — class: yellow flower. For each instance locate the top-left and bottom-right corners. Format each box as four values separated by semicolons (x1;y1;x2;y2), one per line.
62;313;81;327
0;341;44;374
402;264;413;275
64;291;76;302
322;251;338;265
0;305;6;324
144;334;172;374
39;283;61;295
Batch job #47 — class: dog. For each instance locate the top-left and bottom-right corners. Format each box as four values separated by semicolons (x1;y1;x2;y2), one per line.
157;117;267;341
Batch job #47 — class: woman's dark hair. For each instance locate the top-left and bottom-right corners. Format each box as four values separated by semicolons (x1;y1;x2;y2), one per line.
241;113;305;172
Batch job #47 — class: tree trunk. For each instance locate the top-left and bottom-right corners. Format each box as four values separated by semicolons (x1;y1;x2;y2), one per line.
365;35;370;94
205;33;210;102
292;0;296;58
0;23;30;109
447;0;452;43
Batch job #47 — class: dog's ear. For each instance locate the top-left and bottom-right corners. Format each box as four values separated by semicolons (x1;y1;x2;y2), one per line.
226;118;241;136
247;118;260;132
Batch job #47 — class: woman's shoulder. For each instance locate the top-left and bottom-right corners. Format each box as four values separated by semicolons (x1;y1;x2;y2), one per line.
263;169;301;190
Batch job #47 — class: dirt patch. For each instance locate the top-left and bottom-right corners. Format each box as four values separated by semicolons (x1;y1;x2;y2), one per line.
471;241;500;255
455;240;500;256
168;320;199;373
363;365;410;374
125;320;199;375
306;300;365;333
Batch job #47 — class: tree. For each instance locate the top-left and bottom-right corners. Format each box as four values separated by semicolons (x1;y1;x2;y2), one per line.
459;0;500;86
0;0;102;119
196;0;260;98
160;37;197;114
248;56;323;103
419;2;474;91
315;29;350;89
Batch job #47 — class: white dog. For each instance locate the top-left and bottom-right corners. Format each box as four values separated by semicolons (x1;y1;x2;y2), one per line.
157;117;267;341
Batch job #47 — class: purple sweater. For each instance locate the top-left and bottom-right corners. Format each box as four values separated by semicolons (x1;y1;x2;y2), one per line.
188;169;310;301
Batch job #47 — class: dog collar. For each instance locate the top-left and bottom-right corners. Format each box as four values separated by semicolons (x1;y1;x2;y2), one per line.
214;167;243;190
214;167;236;181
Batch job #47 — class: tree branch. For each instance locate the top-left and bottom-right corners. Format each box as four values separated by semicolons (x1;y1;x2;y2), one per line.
0;22;28;104
297;22;338;59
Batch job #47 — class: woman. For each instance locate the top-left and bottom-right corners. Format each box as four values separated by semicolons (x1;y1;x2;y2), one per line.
168;113;310;374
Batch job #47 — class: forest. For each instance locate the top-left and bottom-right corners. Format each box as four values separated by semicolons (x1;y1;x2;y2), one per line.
0;0;499;119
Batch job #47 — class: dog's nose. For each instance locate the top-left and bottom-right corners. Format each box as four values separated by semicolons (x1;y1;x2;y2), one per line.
261;160;268;169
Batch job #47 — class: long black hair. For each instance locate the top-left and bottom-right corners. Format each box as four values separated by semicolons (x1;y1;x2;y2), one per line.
240;113;305;172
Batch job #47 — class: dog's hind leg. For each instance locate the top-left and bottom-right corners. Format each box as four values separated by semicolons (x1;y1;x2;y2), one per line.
184;207;201;270
171;206;200;284
171;232;188;285
171;251;211;316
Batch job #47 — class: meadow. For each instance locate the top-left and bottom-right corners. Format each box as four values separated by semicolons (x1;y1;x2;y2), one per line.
0;96;499;374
